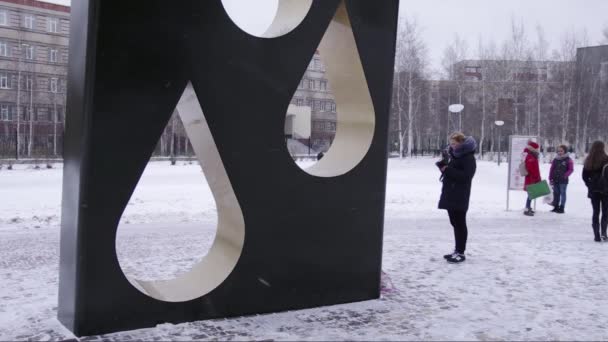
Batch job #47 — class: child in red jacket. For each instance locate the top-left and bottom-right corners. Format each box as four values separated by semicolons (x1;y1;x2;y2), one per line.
524;141;541;216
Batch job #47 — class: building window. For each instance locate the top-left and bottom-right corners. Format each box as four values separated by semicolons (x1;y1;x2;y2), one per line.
1;104;8;121
0;10;7;26
26;106;34;121
25;45;34;60
330;102;336;112
37;107;48;121
25;76;33;90
49;48;58;63
47;18;58;33
298;79;304;89
0;42;7;57
46;107;53;121
313;59;321;70
55;106;63;121
50;78;58;92
24;15;35;30
538;67;548;81
320;80;327;91
0;74;8;89
308;79;316;90
295;98;304;106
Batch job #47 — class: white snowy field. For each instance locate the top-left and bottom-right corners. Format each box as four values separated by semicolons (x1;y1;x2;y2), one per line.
1;158;607;341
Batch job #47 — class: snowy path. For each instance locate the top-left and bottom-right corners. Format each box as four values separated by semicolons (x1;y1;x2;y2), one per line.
1;158;607;340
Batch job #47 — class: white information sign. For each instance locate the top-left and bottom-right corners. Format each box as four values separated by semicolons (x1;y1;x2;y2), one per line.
508;136;537;191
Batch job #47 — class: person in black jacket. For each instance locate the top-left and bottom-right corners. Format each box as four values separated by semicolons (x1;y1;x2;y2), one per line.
438;132;477;263
582;141;608;242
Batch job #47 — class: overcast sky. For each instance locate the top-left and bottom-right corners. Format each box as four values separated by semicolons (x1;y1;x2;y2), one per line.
42;0;607;71
400;0;608;73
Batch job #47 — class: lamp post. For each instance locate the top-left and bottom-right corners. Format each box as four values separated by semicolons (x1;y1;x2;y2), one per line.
495;120;505;166
448;104;464;132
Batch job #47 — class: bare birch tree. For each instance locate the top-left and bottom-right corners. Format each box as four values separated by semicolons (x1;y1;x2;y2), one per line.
534;25;549;141
442;34;468;134
394;16;428;158
573;30;590;154
551;30;579;145
501;16;531;135
475;37;499;156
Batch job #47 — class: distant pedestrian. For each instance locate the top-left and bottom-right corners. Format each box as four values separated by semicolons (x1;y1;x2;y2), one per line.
438;132;477;263
582;141;608;242
317;151;324;161
549;145;574;214
523;141;541;216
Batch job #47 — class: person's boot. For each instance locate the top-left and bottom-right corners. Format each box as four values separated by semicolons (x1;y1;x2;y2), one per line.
556;206;565;214
550;202;559;212
593;224;601;242
601;226;607;241
524;208;534;216
446;253;466;263
444;250;456;260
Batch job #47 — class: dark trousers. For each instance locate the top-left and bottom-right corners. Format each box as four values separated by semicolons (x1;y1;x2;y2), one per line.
448;210;468;254
591;193;608;238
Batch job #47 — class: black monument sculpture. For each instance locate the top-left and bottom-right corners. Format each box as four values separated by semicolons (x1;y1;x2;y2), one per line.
59;0;399;336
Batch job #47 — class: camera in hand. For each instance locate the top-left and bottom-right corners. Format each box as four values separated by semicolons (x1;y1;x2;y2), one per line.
435;149;449;169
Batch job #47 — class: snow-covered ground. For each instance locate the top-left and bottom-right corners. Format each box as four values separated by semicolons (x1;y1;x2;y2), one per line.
1;158;607;341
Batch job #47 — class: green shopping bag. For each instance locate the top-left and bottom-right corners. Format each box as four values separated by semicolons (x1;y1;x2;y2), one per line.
527;180;551;200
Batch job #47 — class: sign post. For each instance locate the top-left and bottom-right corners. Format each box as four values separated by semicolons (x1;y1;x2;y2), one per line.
507;135;538;211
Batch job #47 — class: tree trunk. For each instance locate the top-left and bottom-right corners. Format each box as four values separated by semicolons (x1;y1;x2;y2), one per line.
397;73;404;159
53;101;57;156
407;72;414;158
514;86;519;134
170;116;175;157
480;80;486;157
536;82;542;139
575;88;581;154
581;77;599;153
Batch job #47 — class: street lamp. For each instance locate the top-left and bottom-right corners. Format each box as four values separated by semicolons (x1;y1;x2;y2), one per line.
448;104;464;132
495;120;505;166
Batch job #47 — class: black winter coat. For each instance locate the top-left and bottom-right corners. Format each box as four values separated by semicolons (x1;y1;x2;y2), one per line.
438;150;477;211
582;160;608;198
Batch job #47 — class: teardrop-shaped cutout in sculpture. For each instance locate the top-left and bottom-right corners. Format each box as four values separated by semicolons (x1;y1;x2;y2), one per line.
117;82;245;302
289;0;376;177
116;158;218;283
221;0;313;38
286;53;337;160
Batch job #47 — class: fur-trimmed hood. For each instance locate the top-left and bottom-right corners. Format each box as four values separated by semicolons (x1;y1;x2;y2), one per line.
451;136;477;158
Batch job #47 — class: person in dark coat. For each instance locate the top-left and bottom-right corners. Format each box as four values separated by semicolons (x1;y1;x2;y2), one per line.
523;141;542;216
438;132;477;263
582;141;608;242
548;144;574;214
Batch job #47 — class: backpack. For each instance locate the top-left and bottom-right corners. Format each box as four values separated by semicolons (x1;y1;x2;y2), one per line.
519;160;528;177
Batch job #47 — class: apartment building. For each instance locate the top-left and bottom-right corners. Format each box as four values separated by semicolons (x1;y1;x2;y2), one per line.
0;0;69;158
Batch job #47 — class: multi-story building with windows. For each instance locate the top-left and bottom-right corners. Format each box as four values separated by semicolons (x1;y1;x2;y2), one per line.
0;0;69;158
290;51;337;152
